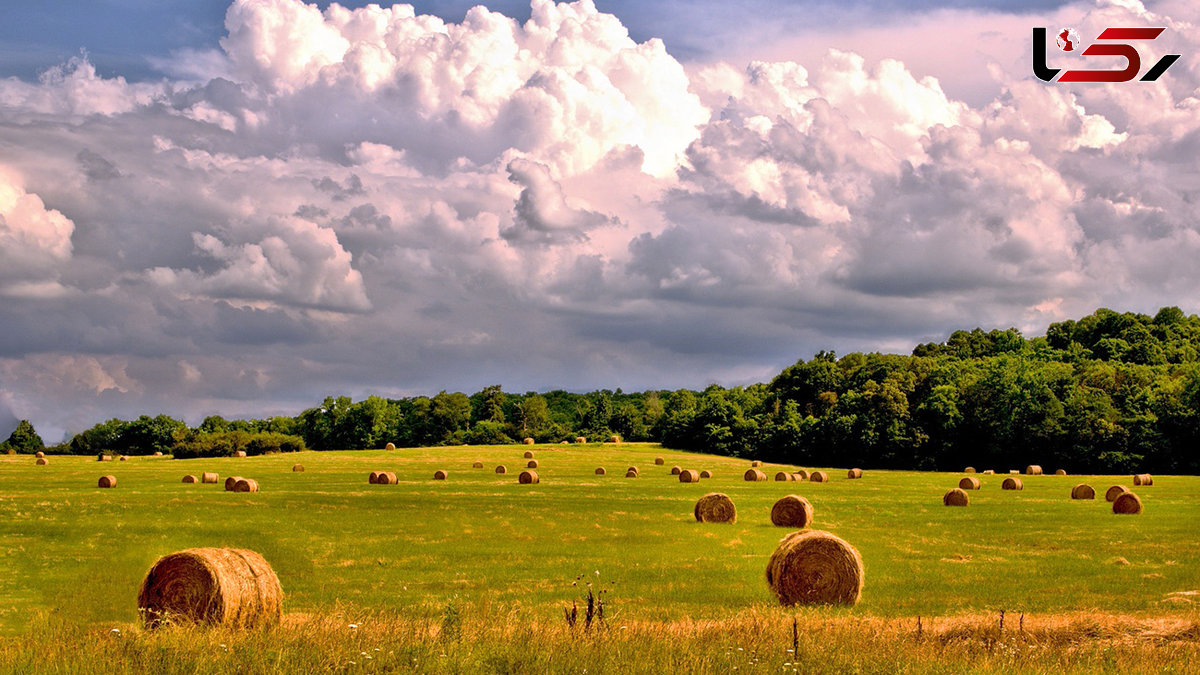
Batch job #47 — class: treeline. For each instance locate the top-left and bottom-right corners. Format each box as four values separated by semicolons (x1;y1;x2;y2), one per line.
12;307;1200;473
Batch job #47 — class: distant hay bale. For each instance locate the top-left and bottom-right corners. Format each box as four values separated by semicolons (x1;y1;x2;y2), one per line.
526;459;539;469
608;435;621;443
119;456;129;461
292;465;304;472
233;451;247;458
35;451;44;458
153;452;163;457
182;475;197;483
495;465;507;474
670;465;682;475
137;547;282;629
98;475;117;488
1133;473;1154;486
791;472;805;481
627;466;639;476
433;470;447;480
1106;485;1129;502
751;460;763;467
943;488;969;506
377;472;397;485
766;530;863;606
574;436;586;444
1113;491;1143;515
595;467;606;475
744;468;767;482
810;471;829;483
524;450;534;459
1071;484;1095;500
385;443;396;451
771;495;814;527
233;479;259;493
472;461;484;468
98;454;111;462
694;493;736;523
700;470;713;478
958;476;981;490
1002;477;1023;490
963;466;975;473
847;468;863;479
655;458;665;465
625;469;638;478
794;469;809;481
1009;470;1020;474
775;471;793;482
679;469;700;483
982;470;995;474
1055;469;1067;476
1025;465;1043;475
201;472;219;484
368;471;381;484
224;476;243;491
519;469;539;484
35;457;48;466
523;438;534;445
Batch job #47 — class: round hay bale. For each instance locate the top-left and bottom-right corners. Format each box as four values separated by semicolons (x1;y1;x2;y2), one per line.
292;465;304;472
595;467;606;475
97;454;111;462
810;471;829;483
1009;469;1020;474
1055;469;1067;476
958;476;981;490
137;547;282;629
368;471;381;484
765;530;863;606
433;470;447;480
201;472;219;484
679;469;700;483
119;455;129;461
694;493;736;523
378;472;397;485
523;437;534;445
943;488;969;506
523;450;534;459
700;470;713;479
518;469;539;484
982;469;995;474
847;468;863;479
224;476;244;491
1002;477;1023;490
1113;491;1143;515
35;457;48;465
794;469;810;481
775;471;793;482
744;468;767;482
153;451;163;457
771;495;814;527
751;460;763;467
625;469;638;478
963;466;975;473
1106;485;1129;502
35;451;44;458
654;457;665;465
98;475;117;488
233;451;247;458
574;436;586;444
233;479;259;493
182;475;197;483
472;461;484;468
1071;484;1095;500
495;465;507;474
1025;465;1043;475
608;435;621;443
526;459;539;469
670;465;682;476
385;442;396;451
1133;473;1154;486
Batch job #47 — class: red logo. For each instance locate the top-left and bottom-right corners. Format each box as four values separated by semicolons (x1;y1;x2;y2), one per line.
1034;26;1180;83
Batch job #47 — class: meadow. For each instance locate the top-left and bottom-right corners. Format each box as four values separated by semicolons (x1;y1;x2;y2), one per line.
1;443;1197;673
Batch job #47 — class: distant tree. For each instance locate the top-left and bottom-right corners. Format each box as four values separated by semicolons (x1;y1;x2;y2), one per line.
69;418;128;454
198;415;230;433
4;420;43;453
116;415;186;455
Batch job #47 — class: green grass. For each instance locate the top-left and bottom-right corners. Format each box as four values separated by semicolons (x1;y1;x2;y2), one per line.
1;444;1197;672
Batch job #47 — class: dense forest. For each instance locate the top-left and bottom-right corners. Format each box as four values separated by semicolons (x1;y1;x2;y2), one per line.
6;307;1200;474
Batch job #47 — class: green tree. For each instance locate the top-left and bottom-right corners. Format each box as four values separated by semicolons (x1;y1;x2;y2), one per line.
5;420;44;453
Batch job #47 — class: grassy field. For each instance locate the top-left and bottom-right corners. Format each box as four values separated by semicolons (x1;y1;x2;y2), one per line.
1;443;1197;673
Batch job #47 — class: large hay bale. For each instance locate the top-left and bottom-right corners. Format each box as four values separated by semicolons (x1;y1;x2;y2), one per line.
1002;477;1023;490
694;493;736;523
292;465;304;472
751;460;763;467
595;467;606;475
385;442;396;451
523;437;534;445
1113;492;1143;515
794;469;809;481
943;488;969;506
35;457;48;466
137;547;282;629
744;468;767;482
433;470;448;480
526;459;539;469
519;469;539;484
1055;469;1067;476
495;465;507;474
472;461;484;468
809;471;829;483
654;457;665;465
35;451;44;458
679;469;700;483
1071;484;1095;500
574;436;586;444
958;476;981;490
182;475;198;483
700;470;713;479
98;475;117;488
1106;485;1129;502
233;451;247;458
1025;465;1043;475
771;495;814;527
233;479;259;493
224;476;244;491
1133;473;1154;486
670;465;682;475
847;468;863;479
608;435;621;443
625;469;638;478
766;530;863;606
963;466;975;473
201;472;219;484
523;450;534;459
775;471;793;482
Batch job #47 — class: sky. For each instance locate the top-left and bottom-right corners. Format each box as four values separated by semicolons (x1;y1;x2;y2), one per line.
1;0;1198;440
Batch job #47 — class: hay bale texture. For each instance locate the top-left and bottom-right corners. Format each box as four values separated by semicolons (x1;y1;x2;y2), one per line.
98;475;117;488
670;466;682;476
472;461;484;468
810;471;829;483
233;479;259;493
1055;469;1067;476
983;470;995;475
495;465;507;474
433;470;448;480
201;472;219;484
137;547;282;629
98;454;111;462
1106;485;1129;502
574;436;586;444
595;467;606;475
794;469;809;481
608;435;621;443
523;450;534;459
1133;474;1154;486
1002;477;1023;490
523;438;534;445
959;476;981;490
751;460;763;467
943;488;969;506
35;451;44;458
694;493;736;523
627;466;639;476
292;464;304;472
679;469;700;483
744;468;767;482
519;470;539;484
233;451;246;458
1071;484;1095;500
35;457;48;465
182;475;197;483
847;468;863;479
766;530;864;606
771;495;814;527
625;469;638;478
700;470;713;479
370;471;397;485
385;443;395;451
1025;465;1043;475
1113;492;1143;515
654;457;665;465
775;471;793;482
527;459;539;468
963;466;975;473
224;476;243;491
